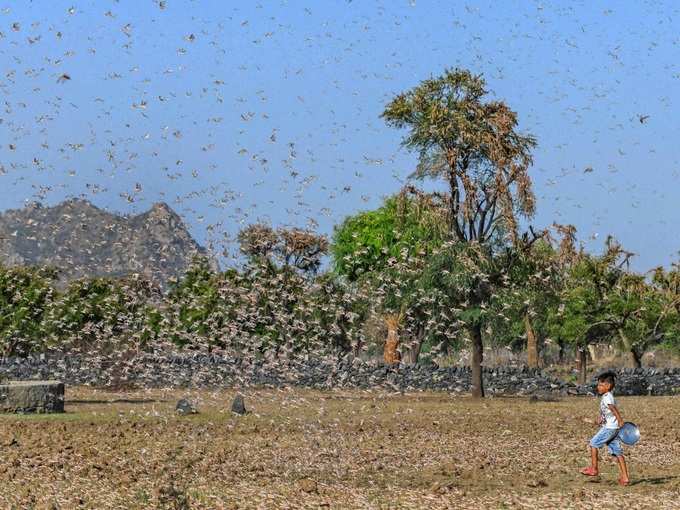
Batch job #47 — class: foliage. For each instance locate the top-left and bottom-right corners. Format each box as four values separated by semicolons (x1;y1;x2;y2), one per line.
331;187;449;281
332;186;464;363
162;252;367;356
238;224;328;276
381;67;537;246
164;255;232;348
486;237;566;352
547;237;667;365
0;264;59;356
650;263;680;350
43;273;163;353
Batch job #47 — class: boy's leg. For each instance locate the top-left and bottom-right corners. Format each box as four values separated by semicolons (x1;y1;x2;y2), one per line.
582;427;616;475
616;455;629;483
590;446;599;471
580;445;599;475
607;437;629;484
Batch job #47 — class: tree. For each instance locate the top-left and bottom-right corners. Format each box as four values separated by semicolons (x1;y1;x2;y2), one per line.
164;255;231;348
332;187;449;281
548;255;604;383
277;228;329;276
487;240;561;367
332;187;449;363
382;68;540;397
420;241;495;365
44;273;162;353
650;263;680;353
488;226;577;367
167;226;364;357
548;237;657;380
607;272;658;368
238;223;328;276
0;264;59;356
305;273;369;355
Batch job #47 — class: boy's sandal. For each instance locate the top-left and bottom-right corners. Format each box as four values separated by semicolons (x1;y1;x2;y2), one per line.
618;478;630;486
580;467;598;476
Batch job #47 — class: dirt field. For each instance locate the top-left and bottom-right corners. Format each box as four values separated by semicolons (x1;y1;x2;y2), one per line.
0;387;679;509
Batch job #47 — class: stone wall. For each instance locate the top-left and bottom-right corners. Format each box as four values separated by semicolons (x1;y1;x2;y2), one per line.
1;353;679;396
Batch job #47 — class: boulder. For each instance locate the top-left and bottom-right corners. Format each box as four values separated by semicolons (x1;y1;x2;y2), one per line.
0;380;64;413
231;394;246;415
175;398;198;415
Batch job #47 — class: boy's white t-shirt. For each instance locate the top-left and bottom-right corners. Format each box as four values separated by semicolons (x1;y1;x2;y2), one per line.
599;391;619;429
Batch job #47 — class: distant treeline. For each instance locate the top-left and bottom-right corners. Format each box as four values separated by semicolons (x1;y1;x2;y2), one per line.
1;188;679;376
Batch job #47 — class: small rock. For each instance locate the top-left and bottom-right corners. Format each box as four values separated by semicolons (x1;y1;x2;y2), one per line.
430;480;456;495
231;394;246;415
527;479;548;488
175;398;197;415
529;392;561;403
0;434;18;447
299;478;318;493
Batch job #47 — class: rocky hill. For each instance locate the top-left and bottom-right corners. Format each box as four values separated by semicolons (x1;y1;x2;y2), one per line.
0;199;218;291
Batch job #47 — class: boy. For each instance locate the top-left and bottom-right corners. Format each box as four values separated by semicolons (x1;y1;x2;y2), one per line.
580;371;630;485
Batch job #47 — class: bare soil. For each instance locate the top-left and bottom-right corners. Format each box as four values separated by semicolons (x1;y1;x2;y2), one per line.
0;387;678;509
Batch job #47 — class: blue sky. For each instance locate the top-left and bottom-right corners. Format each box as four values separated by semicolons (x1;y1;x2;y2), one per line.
1;0;679;272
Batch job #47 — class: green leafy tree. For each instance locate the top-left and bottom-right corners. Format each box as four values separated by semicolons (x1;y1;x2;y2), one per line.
0;264;59;356
488;232;570;367
332;187;449;281
650;263;680;352
547;237;658;380
44;273;162;353
164;255;229;348
606;272;660;368
382;68;540;396
420;241;495;364
332;187;449;363
303;273;369;355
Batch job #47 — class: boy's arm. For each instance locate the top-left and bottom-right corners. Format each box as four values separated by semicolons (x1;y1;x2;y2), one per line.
608;404;624;428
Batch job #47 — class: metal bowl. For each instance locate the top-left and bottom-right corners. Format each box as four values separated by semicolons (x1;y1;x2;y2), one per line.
617;422;640;446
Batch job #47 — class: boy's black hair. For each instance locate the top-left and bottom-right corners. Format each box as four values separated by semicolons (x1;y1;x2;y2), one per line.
597;371;616;388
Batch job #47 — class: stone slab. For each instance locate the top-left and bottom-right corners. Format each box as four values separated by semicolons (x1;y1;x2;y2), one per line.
0;380;65;413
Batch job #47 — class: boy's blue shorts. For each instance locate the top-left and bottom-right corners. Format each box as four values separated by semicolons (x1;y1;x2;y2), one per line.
590;426;623;457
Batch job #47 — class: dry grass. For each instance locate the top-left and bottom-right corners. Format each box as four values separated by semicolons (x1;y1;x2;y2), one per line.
0;387;679;509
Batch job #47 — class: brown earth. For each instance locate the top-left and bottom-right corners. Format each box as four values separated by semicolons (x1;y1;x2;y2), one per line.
0;388;679;509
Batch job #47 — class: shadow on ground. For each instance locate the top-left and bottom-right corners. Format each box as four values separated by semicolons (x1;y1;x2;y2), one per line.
630;475;679;486
67;398;165;405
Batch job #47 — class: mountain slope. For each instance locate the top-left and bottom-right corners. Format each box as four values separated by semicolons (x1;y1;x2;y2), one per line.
0;199;218;290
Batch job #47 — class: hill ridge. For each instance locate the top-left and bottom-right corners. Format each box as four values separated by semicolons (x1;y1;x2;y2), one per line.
0;199;218;291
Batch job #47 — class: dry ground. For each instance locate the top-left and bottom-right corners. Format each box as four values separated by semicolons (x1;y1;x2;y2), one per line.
0;387;679;509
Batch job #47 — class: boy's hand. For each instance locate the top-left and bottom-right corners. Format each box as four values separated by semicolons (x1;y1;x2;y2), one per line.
597;415;604;425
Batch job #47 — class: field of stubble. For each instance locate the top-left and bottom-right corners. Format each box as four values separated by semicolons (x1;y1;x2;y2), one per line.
0;387;679;509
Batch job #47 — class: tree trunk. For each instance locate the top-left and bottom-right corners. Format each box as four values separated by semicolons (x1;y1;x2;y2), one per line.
557;339;565;363
524;313;538;368
577;347;587;385
350;326;361;358
383;314;401;365
352;332;363;359
629;348;642;369
402;327;426;365
469;323;485;398
618;328;642;369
